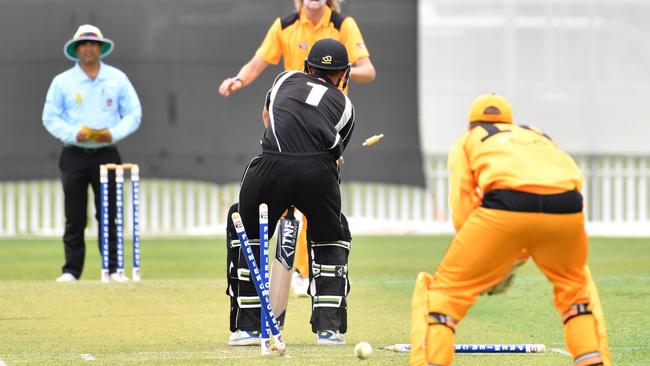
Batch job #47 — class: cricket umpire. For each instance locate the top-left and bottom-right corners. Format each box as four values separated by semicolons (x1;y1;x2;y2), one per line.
409;94;604;366
226;38;354;345
42;24;141;281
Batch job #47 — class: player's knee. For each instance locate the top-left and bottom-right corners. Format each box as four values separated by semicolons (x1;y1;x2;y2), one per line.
310;241;350;303
562;303;593;325
427;312;457;333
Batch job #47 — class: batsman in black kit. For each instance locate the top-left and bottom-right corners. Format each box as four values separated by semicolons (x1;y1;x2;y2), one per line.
226;38;355;346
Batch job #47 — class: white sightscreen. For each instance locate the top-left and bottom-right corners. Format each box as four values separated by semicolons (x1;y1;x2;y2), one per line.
419;0;650;155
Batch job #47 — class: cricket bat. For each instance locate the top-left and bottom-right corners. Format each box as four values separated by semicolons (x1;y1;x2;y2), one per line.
269;207;300;327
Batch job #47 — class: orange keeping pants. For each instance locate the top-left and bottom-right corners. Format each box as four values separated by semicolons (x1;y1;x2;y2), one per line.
586;266;611;365
410;207;601;366
294;213;309;276
511;259;611;365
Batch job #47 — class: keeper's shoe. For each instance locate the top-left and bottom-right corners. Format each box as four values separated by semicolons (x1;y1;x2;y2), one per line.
228;330;261;346
291;271;310;298
316;330;345;345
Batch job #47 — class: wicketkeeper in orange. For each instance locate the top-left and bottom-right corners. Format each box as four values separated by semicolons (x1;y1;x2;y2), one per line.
409;93;608;366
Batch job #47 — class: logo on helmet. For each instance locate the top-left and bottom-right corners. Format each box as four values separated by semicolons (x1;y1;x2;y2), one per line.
321;55;332;64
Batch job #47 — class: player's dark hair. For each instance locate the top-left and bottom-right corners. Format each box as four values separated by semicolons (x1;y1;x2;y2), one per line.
312;67;341;79
307;65;350;89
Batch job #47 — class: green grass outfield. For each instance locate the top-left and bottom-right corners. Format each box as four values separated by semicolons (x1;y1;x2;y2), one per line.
1;236;649;365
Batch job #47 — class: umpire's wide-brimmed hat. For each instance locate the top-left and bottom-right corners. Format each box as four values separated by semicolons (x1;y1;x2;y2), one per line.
63;24;114;61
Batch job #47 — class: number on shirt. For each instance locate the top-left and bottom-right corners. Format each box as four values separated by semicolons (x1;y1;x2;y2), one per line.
305;82;328;106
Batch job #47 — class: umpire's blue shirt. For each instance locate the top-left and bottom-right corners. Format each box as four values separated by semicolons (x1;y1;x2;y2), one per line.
42;62;142;148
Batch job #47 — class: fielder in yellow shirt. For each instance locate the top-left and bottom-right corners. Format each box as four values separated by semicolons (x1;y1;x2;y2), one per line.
219;0;375;96
409;94;609;366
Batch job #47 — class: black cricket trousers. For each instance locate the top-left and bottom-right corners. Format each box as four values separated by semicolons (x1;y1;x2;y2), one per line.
59;145;121;278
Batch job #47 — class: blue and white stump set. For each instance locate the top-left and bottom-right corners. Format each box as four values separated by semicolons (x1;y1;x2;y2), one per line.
232;204;287;355
382;343;547;353
100;163;141;283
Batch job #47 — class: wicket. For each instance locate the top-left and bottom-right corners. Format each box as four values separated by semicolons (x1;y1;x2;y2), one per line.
231;209;286;354
382;343;547;353
259;204;271;355
100;163;141;283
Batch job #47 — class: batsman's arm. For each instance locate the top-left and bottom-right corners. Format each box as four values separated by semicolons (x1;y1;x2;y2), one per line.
219;55;269;97
261;88;272;129
262;105;270;129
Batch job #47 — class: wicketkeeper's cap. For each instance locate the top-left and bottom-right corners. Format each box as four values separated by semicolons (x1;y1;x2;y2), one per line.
468;93;513;124
305;38;349;70
64;24;114;62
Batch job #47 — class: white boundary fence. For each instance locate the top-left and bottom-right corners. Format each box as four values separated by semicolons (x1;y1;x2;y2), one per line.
0;155;648;237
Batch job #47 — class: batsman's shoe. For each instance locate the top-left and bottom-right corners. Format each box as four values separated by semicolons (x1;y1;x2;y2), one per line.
316;330;345;345
55;273;78;282
291;271;310;298
228;330;261;346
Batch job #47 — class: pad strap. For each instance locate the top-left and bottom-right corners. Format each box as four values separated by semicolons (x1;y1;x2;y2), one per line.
237;268;250;281
311;240;351;251
562;303;593;324
313;295;343;308
237;296;261;309
428;312;457;333
313;263;348;278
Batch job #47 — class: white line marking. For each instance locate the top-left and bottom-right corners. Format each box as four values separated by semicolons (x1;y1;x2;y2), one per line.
80;353;96;361
0;358;7;366
551;348;571;357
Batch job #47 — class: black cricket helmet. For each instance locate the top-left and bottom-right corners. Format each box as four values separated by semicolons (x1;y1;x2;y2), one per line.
304;38;351;89
305;38;349;70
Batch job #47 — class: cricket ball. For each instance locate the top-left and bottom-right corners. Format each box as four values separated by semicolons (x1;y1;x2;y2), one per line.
354;341;373;360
